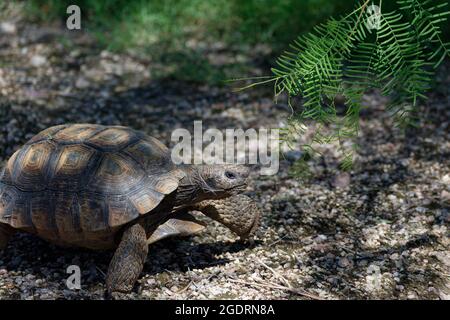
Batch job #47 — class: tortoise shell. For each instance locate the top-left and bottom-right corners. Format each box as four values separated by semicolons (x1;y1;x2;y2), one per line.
0;124;184;249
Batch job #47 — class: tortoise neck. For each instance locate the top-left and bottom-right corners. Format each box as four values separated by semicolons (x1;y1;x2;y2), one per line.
174;165;205;206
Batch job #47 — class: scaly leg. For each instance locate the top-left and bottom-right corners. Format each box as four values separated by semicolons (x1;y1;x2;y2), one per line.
194;194;261;239
106;223;148;295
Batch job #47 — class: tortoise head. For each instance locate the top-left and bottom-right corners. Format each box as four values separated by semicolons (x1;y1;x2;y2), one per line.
177;164;249;204
196;164;249;197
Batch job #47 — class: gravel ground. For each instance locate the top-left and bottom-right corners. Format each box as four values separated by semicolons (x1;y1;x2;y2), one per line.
0;8;449;300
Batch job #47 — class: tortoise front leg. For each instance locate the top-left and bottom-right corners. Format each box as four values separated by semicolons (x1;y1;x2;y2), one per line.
0;223;15;250
194;194;261;239
106;223;148;295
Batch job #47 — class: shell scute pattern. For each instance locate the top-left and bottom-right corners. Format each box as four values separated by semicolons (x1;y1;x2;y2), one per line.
107;194;139;228
49;144;97;191
77;193;109;232
30;191;56;238
128;184;165;214
88;152;146;195
0;185;15;220
0;124;182;245
85;127;137;151
53;124;101;143
12;142;56;192
25;124;67;145
0;186;27;228
148;172;181;195
53;192;82;235
9;195;32;230
123;136;172;174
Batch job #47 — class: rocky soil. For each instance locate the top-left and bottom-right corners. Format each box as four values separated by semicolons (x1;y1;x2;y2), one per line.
0;7;449;300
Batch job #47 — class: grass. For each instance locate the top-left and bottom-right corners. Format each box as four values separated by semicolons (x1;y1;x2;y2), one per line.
22;0;359;83
22;0;450;83
25;1;351;46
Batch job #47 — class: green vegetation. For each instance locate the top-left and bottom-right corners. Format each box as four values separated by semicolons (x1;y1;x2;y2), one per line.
23;1;381;83
23;0;450;173
25;1;351;46
23;1;450;83
259;0;450;171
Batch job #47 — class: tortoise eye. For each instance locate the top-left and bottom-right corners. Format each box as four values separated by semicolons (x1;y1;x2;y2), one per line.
225;171;237;179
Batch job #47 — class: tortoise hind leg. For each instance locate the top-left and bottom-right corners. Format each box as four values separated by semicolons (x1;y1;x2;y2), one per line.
0;223;14;250
106;223;148;296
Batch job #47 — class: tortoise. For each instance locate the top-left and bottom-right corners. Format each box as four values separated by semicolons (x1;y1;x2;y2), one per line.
0;124;260;295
